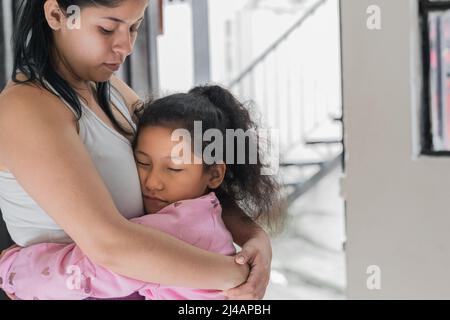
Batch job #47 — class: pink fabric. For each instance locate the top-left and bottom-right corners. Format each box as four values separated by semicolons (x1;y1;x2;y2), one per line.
0;192;236;300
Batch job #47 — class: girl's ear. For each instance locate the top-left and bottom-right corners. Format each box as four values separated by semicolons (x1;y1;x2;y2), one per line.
207;164;226;189
44;0;65;31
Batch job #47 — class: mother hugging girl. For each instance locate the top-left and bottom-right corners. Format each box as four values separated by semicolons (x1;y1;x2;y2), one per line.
0;0;284;300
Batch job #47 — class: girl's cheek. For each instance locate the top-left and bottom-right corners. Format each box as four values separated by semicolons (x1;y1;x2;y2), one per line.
137;167;147;182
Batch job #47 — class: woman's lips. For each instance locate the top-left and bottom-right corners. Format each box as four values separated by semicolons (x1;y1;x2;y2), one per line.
104;63;121;72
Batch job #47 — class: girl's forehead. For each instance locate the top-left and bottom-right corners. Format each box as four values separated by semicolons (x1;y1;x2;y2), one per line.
138;126;184;147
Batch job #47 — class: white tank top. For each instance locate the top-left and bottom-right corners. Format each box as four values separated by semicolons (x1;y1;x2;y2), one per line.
0;81;144;246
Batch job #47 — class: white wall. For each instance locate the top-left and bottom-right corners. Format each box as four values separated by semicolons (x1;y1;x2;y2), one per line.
157;0;310;92
341;0;450;299
158;1;194;93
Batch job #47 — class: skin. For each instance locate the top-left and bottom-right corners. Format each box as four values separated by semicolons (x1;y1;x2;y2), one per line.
0;0;272;299
134;126;227;214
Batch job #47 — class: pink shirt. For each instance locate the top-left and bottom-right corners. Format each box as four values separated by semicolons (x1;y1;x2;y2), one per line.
0;192;236;300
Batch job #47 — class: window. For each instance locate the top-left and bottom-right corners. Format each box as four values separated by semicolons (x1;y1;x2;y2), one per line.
421;0;450;154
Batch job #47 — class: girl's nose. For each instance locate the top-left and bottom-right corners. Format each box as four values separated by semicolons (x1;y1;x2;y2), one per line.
144;171;164;191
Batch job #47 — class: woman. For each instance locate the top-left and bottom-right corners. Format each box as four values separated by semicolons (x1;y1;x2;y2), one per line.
0;0;272;299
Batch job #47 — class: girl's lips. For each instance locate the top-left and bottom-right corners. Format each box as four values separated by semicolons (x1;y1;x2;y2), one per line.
144;196;168;203
144;196;170;212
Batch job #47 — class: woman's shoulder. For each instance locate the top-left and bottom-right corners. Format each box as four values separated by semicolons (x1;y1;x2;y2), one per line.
1;81;53;109
0;78;76;125
2;72;54;100
109;75;142;115
1;81;47;108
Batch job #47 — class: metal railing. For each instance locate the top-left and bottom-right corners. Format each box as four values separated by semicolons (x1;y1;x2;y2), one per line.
227;0;343;205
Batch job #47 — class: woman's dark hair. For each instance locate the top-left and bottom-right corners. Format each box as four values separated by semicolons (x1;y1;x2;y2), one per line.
12;0;131;136
133;85;286;235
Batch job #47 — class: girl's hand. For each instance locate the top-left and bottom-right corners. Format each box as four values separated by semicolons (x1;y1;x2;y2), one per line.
223;231;272;300
0;244;20;300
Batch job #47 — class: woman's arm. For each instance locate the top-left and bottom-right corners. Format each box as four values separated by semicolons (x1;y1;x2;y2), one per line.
0;197;231;300
0;85;248;291
221;200;267;246
221;200;272;299
0;242;146;300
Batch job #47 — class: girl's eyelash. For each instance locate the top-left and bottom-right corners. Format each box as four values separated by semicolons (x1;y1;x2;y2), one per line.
136;160;150;166
169;168;183;172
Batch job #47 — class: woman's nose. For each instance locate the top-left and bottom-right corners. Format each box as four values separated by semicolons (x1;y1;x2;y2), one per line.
113;31;134;59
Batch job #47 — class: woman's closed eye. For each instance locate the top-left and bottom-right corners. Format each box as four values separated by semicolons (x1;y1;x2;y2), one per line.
168;168;183;172
100;25;140;36
99;27;114;35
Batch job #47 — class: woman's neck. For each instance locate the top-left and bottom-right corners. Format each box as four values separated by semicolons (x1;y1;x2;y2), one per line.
52;50;96;101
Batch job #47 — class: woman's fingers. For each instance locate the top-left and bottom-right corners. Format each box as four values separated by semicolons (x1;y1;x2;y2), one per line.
224;273;268;300
224;254;270;300
225;231;273;300
235;255;247;265
234;246;256;265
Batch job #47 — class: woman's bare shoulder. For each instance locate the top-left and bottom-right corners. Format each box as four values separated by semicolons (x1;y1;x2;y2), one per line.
0;79;72;116
0;79;78;143
1;78;52;105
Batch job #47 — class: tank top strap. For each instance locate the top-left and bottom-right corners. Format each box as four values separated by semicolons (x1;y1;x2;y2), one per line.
41;79;79;118
110;84;136;130
43;78;136;131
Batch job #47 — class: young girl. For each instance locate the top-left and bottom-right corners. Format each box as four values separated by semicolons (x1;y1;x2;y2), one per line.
0;85;284;300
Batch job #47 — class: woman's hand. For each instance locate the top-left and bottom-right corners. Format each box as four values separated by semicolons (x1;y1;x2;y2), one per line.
223;231;272;300
0;244;20;300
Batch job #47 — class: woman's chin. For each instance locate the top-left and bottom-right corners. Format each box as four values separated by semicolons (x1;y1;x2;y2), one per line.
95;75;114;83
89;70;115;83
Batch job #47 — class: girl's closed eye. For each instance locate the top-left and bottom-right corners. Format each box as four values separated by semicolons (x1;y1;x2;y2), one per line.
136;159;151;167
168;168;184;172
